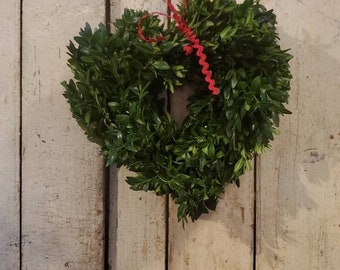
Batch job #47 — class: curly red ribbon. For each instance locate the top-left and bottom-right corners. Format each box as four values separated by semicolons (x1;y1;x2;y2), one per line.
138;0;219;95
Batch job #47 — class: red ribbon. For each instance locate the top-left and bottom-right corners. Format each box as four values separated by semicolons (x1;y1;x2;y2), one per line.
138;12;169;43
138;0;219;95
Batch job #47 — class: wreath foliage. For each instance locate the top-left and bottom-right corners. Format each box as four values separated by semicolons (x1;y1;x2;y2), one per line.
62;0;292;222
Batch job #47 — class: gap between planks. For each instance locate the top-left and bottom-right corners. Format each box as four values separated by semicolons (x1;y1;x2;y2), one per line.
19;0;23;268
104;2;111;270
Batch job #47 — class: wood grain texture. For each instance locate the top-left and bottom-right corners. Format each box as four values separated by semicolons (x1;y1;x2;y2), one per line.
168;87;254;270
21;1;105;269
168;171;254;270
257;1;340;269
109;1;167;269
167;1;254;267
110;168;166;270
110;0;168;24
0;1;21;269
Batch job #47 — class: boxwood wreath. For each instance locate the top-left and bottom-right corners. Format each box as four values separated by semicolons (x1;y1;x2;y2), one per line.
62;0;292;222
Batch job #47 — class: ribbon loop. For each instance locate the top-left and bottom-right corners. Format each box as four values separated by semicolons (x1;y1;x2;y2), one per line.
138;12;169;43
138;0;219;95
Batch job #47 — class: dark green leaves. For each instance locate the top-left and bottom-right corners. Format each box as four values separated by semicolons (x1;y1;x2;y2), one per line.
62;0;292;223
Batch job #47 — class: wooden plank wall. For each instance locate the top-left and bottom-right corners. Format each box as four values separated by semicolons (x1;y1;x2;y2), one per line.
257;0;340;269
108;2;168;270
1;0;340;269
168;172;254;270
0;1;21;269
21;0;105;269
165;1;254;269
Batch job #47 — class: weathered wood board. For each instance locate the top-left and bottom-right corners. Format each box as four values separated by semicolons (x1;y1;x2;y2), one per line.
0;1;21;269
257;1;340;269
0;0;338;269
109;1;167;269
167;1;255;266
21;1;105;269
109;167;166;270
168;171;254;270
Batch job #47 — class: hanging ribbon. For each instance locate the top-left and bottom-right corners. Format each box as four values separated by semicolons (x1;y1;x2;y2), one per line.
138;0;219;95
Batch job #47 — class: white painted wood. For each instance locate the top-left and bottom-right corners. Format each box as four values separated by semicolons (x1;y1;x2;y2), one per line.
169;171;254;270
257;1;340;269
166;0;255;267
0;1;21;269
21;1;105;269
110;0;168;23
109;1;167;269
110;168;166;270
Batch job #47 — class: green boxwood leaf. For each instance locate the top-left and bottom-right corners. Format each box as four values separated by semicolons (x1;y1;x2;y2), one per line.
152;60;171;70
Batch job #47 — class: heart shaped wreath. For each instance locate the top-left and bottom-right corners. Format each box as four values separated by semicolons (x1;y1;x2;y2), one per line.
62;0;292;222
